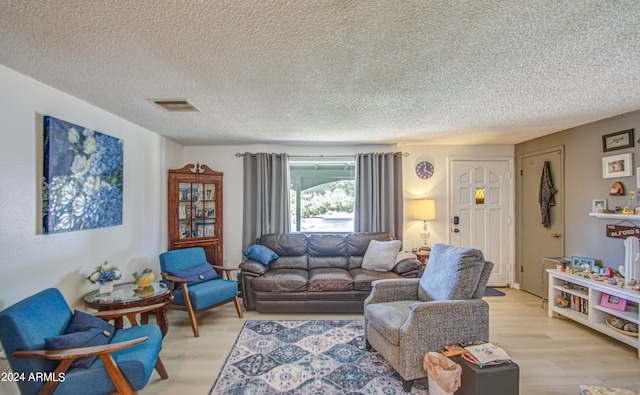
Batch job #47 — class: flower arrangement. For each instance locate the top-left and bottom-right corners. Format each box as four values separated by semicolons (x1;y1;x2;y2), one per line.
87;262;122;285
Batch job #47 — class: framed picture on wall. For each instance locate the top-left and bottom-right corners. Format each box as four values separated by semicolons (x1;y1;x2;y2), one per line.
602;153;633;178
602;129;634;152
592;199;607;213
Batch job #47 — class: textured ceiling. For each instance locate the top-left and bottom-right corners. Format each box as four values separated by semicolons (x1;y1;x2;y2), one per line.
1;1;640;146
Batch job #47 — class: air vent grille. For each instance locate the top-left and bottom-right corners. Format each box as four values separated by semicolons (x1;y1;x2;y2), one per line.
150;99;200;112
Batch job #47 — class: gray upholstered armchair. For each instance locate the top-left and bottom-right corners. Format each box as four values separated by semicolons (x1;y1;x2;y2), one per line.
364;243;494;391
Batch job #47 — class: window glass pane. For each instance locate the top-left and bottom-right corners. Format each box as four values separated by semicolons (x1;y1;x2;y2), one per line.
290;159;356;232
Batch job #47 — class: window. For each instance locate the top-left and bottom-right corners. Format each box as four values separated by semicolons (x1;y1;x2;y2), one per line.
289;158;356;232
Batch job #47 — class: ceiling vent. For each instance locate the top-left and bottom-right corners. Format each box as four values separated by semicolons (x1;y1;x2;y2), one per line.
150;99;201;112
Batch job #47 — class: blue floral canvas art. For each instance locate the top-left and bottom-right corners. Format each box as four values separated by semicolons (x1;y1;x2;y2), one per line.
43;116;123;233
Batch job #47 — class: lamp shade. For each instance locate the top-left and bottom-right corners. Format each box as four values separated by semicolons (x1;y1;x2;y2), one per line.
413;199;436;221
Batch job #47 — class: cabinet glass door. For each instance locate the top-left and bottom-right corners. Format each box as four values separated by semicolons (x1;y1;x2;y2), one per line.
176;182;216;239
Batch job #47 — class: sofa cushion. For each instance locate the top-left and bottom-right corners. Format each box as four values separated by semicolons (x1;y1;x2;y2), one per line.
242;245;279;266
350;268;403;291
261;233;308;256
251;269;308;292
172;278;238;310
418;243;485;302
270;256;308;270
308;234;347;256
308;268;353;292
364;300;415;346
308;256;349;270
346;232;394;256
362;240;402;272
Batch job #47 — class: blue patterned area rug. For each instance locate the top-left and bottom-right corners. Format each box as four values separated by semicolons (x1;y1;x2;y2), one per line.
209;320;430;394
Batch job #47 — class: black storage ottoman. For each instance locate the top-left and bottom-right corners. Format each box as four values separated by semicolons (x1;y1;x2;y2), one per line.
451;356;519;395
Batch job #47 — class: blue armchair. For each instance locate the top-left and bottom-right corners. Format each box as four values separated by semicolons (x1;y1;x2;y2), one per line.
0;288;168;395
160;247;243;337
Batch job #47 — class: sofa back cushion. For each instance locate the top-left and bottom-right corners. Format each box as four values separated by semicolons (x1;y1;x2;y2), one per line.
308;234;348;269
261;233;308;270
418;243;485;301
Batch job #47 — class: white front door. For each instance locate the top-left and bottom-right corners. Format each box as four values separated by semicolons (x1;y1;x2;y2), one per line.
450;159;512;286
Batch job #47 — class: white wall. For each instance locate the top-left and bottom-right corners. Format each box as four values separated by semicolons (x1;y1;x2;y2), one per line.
184;143;515;268
0;66;182;309
399;144;515;250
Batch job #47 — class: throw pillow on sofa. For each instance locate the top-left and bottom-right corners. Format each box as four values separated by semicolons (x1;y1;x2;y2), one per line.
242;245;279;266
362;239;402;272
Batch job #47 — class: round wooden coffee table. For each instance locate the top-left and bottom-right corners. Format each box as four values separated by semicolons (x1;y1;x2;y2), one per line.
84;281;173;337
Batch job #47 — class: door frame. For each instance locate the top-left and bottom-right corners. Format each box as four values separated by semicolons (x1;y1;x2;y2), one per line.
447;156;516;287
516;146;565;291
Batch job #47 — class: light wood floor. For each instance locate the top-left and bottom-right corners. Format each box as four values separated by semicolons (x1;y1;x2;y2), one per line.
1;288;638;394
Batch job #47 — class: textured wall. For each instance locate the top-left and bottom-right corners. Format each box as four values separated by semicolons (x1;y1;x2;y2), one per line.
515;109;640;283
0;65;182;309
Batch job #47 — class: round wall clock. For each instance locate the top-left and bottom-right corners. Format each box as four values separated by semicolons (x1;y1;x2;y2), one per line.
415;161;434;179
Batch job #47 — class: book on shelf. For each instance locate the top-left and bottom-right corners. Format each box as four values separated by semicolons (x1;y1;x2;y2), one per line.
463;342;512;367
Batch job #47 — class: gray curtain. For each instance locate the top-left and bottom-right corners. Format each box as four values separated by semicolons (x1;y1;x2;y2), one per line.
355;152;404;240
242;153;291;248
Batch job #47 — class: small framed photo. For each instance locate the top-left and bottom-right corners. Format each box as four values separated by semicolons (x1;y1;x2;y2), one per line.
204;223;215;237
570;256;595;272
602;153;633;178
592;199;607;213
601;293;627;311
603;129;634;152
636;168;640;188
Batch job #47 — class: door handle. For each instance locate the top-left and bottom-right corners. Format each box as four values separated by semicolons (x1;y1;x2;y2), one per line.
551;233;560;238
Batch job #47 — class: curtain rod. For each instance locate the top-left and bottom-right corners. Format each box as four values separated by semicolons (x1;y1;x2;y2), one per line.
235;152;409;158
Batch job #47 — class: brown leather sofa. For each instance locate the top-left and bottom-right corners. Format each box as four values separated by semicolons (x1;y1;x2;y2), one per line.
239;232;422;313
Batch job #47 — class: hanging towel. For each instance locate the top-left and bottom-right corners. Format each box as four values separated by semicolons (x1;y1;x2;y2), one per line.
624;236;640;286
538;161;557;228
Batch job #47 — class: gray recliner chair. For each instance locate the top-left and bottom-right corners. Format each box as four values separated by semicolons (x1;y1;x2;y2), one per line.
364;243;494;391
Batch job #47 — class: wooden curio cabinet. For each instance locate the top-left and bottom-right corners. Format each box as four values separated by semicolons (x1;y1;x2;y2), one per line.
168;163;223;266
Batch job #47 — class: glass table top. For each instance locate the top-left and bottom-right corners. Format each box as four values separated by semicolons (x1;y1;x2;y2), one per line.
84;281;169;305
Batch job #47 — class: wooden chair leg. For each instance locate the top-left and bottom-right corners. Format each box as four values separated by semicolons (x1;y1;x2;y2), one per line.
98;353;135;395
182;284;199;337
154;356;169;379
233;296;243;318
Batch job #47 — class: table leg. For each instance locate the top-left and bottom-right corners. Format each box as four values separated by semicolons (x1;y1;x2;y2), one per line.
156;307;169;337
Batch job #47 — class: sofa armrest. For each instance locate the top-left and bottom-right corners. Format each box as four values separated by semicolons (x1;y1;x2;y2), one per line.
393;258;422;275
239;259;270;275
364;278;420;306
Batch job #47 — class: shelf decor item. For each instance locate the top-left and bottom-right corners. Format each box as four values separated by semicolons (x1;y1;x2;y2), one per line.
87;262;122;294
132;268;155;289
601;293;628;311
42;116;123;234
570;256;595;272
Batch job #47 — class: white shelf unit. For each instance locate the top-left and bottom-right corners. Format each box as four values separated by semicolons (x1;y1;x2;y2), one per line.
547;269;640;358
